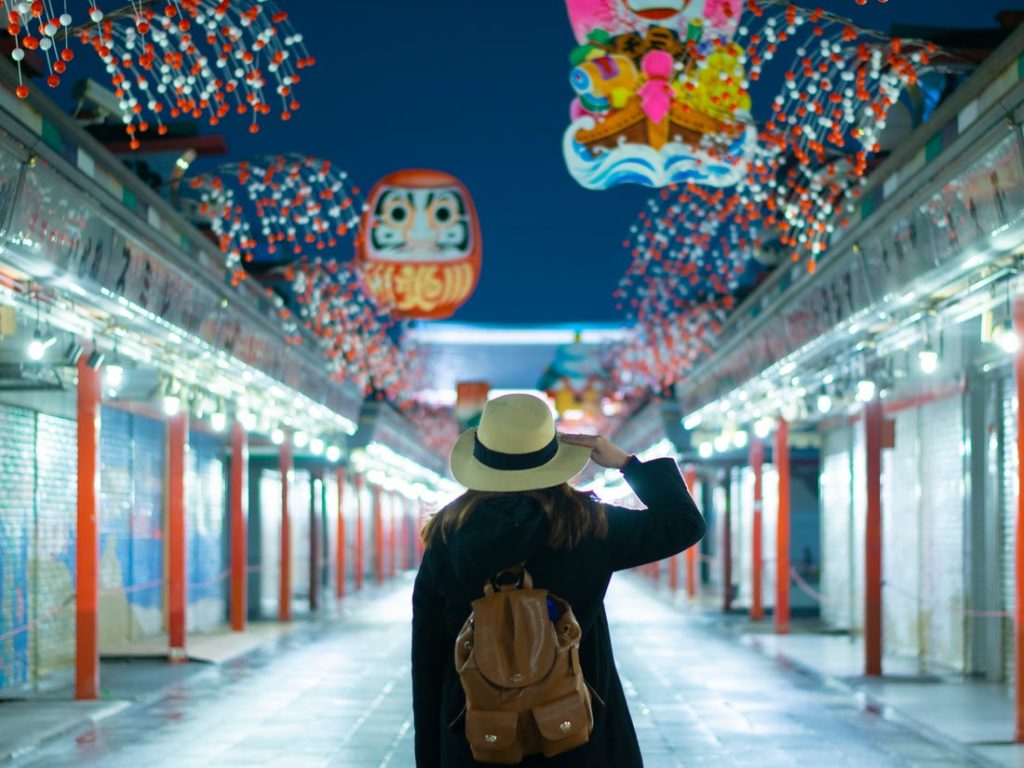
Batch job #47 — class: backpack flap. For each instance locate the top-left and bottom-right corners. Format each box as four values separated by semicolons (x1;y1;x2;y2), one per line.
471;590;556;688
532;689;593;758
465;709;523;764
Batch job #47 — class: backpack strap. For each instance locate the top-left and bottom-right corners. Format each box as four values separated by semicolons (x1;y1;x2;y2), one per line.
483;563;534;595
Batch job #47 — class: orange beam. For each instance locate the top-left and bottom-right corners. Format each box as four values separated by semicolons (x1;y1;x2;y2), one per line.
775;418;791;635
335;468;346;598
1015;296;1024;740
374;485;385;585
229;421;248;632
864;397;884;676
354;474;365;591
167;412;188;662
278;442;293;622
75;355;101;699
750;438;764;622
684;465;698;598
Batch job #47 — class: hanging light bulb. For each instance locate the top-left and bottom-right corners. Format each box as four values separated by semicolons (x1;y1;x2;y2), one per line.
732;429;749;449
309;437;325;456
105;365;125;387
918;343;938;374
754;417;773;439
293;430;309;449
713;433;730;453
993;323;1021;354
855;379;876;402
698;442;713;459
27;331;56;361
817;394;833;414
210;401;228;432
162;393;181;416
326;445;342;463
271;428;286;445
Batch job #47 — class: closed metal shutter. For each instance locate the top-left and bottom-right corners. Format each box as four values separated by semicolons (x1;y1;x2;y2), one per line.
821;425;853;630
919;396;966;670
851;421;866;635
0;405;35;690
259;471;282;617
187;432;226;632
762;465;778;611
130;415;164;639
882;408;922;658
1002;377;1017;687
34;413;77;678
291;470;311;609
99;407;135;650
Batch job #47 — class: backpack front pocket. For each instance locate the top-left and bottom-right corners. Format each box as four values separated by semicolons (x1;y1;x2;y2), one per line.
465;709;523;765
532;688;593;758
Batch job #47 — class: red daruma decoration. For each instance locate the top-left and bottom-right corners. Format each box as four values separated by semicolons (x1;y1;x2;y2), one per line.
357;169;482;320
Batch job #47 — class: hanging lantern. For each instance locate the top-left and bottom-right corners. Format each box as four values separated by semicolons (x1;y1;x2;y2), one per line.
356;169;482;320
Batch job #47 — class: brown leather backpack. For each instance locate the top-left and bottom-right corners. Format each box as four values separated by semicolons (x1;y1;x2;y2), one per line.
454;565;594;764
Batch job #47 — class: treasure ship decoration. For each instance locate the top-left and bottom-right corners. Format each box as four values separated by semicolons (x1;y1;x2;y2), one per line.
563;0;756;189
356;169;482;321
2;0;313;148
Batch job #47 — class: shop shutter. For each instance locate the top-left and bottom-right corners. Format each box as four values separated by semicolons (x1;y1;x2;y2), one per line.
187;432;226;632
259;471;282;617
99;407;135;650
919;396;967;671
0;406;35;690
1001;376;1017;687
34;413;77;678
820;425;852;630
130;415;164;640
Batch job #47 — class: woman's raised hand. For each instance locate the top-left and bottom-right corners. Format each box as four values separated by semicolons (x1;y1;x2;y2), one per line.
560;434;631;470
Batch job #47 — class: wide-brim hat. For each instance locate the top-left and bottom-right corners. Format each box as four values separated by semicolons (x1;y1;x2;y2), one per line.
449;393;591;492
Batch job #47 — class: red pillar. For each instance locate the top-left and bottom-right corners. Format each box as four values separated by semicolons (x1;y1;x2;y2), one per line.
354;474;365;591
401;496;410;571
775;418;791;635
864;397;884;677
278;442;293;622
389;493;398;577
750;438;764;622
167;412;188;663
229;421;248;632
374;485;385;585
1015;296;1024;740
684;465;698;598
335;468;346;598
723;475;733;613
75;355;101;699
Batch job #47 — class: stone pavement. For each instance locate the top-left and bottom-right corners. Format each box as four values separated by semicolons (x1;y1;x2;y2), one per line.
5;572;985;767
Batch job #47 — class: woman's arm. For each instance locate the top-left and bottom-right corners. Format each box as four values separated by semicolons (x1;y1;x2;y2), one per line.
561;434;706;572
412;549;448;766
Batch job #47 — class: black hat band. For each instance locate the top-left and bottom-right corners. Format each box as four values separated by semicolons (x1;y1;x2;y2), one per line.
473;433;558;471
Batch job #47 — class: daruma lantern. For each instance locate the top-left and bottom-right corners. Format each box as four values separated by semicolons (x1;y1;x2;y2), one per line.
357;169;482;320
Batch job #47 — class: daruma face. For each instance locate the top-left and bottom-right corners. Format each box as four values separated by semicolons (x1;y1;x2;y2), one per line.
359;169;482;320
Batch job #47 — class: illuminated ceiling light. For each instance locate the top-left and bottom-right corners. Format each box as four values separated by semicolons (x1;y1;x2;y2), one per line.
718;400;732;414
105;365;125;387
162;393;181;417
309;437;325;456
713;434;730;453
27;332;56;361
855;379;876;403
239;410;258;432
993;324;1021;354
817;394;833;414
682;413;702;430
754;417;773;440
326;445;342;463
210;403;228;433
293;430;309;449
732;430;748;449
698;442;713;459
271;428;285;445
823;373;835;385
918;343;938;374
779;361;796;375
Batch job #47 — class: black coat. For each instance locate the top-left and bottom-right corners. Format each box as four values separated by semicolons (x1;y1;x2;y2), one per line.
412;457;706;767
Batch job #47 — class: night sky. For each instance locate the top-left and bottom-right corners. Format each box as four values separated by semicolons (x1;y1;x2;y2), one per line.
64;0;1022;324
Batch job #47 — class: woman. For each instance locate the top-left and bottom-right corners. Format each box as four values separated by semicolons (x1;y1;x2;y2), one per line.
412;393;705;767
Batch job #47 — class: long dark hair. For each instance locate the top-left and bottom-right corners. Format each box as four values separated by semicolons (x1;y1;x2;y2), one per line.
421;484;608;550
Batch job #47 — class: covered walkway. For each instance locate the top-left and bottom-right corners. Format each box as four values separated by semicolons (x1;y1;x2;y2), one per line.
6;576;978;768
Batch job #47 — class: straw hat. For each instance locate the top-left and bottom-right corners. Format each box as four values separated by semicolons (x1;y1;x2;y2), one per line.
449;394;592;492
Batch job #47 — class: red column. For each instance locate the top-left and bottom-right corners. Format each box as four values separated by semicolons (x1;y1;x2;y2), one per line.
684;465;698;598
229;421;248;632
1015;296;1024;740
401;496;410;571
335;468;346;598
75;355;101;699
167;412;188;663
374;485;385;585
354;474;365;591
864;397;884;676
775;418;791;635
723;475;733;613
389;493;398;577
750;438;764;622
278;442;293;622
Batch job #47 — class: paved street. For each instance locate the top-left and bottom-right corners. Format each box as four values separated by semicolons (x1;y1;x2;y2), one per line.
10;575;976;768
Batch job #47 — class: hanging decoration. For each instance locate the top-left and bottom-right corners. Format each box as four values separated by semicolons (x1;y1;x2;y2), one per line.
356;169;482;320
188;154;362;283
4;0;314;149
563;0;757;189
